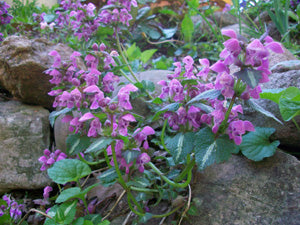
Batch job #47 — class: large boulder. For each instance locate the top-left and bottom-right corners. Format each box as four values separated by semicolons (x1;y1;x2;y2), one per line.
212;11;239;27
0;35;85;109
187;150;300;225
0;100;51;193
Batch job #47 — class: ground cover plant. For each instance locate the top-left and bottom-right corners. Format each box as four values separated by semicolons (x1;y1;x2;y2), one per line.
0;0;299;224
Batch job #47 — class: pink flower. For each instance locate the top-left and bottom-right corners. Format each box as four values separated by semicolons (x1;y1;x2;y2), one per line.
197;58;210;79
169;79;184;102
103;72;120;93
118;114;136;136
227;120;255;145
117;84;138;110
133;126;155;149
136;153;151;173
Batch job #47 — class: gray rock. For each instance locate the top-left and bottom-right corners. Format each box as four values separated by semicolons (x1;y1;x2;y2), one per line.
187;150;300;225
0;35;85;109
212;11;239;27
270;60;300;73
0;100;51;193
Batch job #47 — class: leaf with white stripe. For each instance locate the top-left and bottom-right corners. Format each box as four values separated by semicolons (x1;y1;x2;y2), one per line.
85;137;113;154
194;127;237;170
165;132;195;164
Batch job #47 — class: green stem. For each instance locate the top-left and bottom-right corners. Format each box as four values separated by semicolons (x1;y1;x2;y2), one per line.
111;142;144;213
115;29;154;100
292;118;300;131
161;119;170;154
78;153;106;165
147;162;192;188
115;31;140;83
217;94;237;135
115;57;135;84
127;193;183;218
174;155;195;183
152;206;183;218
130;186;159;193
103;148;112;169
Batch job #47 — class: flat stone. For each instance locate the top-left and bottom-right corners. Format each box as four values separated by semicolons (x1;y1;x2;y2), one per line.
0;100;51;193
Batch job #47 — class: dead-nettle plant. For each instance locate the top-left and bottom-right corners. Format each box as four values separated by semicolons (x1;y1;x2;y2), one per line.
18;1;285;224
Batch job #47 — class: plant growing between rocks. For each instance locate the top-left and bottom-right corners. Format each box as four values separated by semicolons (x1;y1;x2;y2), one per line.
0;0;294;224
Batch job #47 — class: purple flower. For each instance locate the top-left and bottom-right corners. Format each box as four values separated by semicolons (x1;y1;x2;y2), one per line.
49;50;61;68
118;114;136;136
102;72;120;93
39;149;67;171
136;153;151;173
169;79;184;102
227;120;255;145
88;118;102;137
215;72;234;98
197;58;210;80
117;84;138;110
133;126;155;149
9;202;23;220
187;106;202;129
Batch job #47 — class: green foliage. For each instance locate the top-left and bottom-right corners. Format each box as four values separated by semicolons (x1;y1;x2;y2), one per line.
234;68;262;89
47;159;91;184
239;127;279;161
181;14;194;42
44;200;77;225
165;132;195;164
67;133;92;155
194;127;238;170
260;87;300;121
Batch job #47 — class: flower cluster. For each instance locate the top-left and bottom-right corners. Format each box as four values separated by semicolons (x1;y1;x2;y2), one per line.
46;43;154;174
0;1;12;25
0;195;23;221
98;0;137;26
158;29;283;145
39;149;67;171
33;186;53;206
0;1;13;41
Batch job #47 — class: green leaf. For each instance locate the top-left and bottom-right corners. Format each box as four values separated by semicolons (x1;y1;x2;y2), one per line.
187;89;221;106
141;80;155;92
281;86;300;100
181;79;199;86
48;159;91;184
240;127;279;161
56;200;78;224
181;14;194;42
49;107;72;127
260;88;285;104
83;214;104;224
141;49;157;64
98;168;118;185
126;43;141;61
152;102;181;121
246;99;283;124
165;132;195;164
139;213;153;223
136;6;151;20
279;98;300;121
234;68;262;88
56;187;81;203
151;97;163;104
127;176;151;188
123;150;140;164
194;128;237;170
56;184;99;203
162;27;177;39
85;137;113;154
189;102;214;113
67;133;91;155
